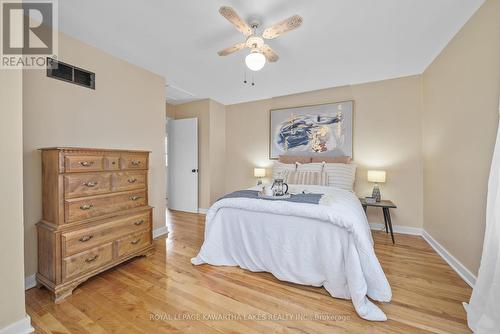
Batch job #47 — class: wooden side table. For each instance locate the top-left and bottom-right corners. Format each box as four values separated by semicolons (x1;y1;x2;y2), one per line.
359;199;397;244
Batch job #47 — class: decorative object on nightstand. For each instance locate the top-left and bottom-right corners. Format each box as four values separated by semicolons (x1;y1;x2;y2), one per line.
254;168;266;185
367;170;386;202
360;198;397;244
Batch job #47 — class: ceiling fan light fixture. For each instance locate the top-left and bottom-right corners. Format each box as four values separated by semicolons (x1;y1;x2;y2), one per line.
245;51;266;71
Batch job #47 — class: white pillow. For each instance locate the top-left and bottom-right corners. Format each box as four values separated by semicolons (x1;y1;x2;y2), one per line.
283;170;328;186
272;162;296;180
323;163;357;191
296;162;324;172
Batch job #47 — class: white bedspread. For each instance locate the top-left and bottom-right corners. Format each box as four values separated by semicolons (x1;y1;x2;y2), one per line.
191;185;392;321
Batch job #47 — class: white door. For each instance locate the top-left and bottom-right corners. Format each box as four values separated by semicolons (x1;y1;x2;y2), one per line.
168;118;198;213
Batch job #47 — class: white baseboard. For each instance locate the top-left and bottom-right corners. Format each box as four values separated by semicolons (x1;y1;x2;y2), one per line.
153;226;169;239
0;315;33;334
198;208;208;214
25;274;36;290
369;222;423;236
422;230;476;287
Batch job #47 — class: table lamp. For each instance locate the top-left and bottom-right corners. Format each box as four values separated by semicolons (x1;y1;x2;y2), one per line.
254;168;266;185
367;170;386;202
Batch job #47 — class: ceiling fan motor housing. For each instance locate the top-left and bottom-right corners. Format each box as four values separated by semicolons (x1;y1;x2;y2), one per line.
246;35;264;49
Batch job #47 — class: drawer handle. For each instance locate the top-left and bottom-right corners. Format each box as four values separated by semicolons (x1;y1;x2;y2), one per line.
85;255;99;263
127;178;137;183
80;204;94;210
134;220;145;226
129;196;141;201
131;238;141;245
83;181;98;187
131;160;141;166
79;161;94;167
79;235;94;242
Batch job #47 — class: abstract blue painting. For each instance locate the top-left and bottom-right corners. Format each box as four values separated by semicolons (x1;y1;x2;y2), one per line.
270;101;353;159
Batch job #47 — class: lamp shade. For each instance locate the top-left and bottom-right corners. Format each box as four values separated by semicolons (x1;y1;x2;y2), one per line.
367;170;386;183
254;168;266;178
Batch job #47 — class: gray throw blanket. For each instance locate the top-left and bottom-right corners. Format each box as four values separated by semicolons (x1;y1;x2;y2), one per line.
219;190;322;204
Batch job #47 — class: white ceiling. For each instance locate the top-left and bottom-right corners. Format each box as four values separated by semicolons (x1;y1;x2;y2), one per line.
58;0;484;105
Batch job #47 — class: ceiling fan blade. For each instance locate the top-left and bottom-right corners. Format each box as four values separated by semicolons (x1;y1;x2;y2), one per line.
262;15;303;40
217;42;246;56
260;44;279;62
219;6;252;36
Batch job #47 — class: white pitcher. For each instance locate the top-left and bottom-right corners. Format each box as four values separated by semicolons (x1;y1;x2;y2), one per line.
262;185;274;196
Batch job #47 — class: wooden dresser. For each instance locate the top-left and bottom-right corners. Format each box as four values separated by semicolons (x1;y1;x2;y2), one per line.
37;147;154;301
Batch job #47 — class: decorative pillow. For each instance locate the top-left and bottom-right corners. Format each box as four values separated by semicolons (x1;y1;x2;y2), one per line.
311;156;352;164
323;163;357;191
296;162;324;172
278;155;312;164
272;162;296;180
283;170;327;186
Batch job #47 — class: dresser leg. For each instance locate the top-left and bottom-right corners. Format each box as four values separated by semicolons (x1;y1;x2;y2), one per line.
54;286;75;303
52;280;84;303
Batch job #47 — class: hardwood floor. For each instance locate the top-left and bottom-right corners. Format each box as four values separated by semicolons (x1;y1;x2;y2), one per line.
26;210;472;333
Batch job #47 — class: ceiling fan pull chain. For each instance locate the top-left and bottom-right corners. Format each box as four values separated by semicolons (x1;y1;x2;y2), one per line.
252;75;255;86
243;71;247;84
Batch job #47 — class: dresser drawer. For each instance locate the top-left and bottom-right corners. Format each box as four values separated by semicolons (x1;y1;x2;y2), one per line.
64;173;112;198
61;211;151;256
64;155;104;173
65;190;147;223
120;154;148;170
112;171;147;192
116;231;151;258
62;243;113;281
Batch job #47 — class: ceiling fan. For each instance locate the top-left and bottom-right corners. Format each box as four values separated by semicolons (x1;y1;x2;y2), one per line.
217;6;303;71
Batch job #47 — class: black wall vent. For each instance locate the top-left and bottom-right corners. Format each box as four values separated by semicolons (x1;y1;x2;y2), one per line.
47;58;95;89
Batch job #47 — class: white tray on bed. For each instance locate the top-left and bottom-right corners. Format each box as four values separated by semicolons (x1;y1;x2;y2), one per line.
257;193;291;200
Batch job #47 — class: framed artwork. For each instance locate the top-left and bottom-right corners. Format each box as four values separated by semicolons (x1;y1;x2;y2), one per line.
269;100;353;159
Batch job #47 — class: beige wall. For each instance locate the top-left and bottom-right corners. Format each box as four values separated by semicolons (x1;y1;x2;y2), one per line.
23;31;167;278
168;99;227;209
0;70;27;328
166;102;176;118
422;0;500;274
225;76;424;228
209;100;227;202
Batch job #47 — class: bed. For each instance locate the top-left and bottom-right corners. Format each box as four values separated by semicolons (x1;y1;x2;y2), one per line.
191;165;392;321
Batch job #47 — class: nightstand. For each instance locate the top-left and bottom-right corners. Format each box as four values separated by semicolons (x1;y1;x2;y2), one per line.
359;198;397;244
